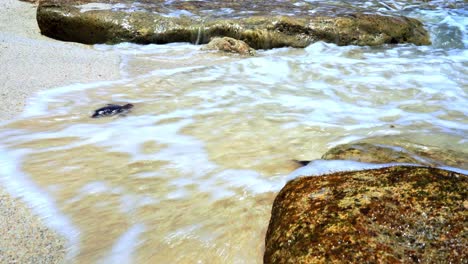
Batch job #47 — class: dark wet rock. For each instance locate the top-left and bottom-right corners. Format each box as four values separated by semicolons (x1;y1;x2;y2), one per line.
265;166;467;263
322;142;468;170
36;0;431;48
201;37;255;56
91;103;133;118
293;160;312;167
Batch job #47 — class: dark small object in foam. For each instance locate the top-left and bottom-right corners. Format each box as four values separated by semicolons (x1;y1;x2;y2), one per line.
91;103;134;118
293;160;311;166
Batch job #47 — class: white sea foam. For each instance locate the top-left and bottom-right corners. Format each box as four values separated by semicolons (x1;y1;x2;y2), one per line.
438;166;468;175
21;79;131;118
78;3;114;12
78;3;142;13
119;194;158;213
166;189;189;200
101;223;146;264
0;147;80;261
286;159;467;183
65;181;123;205
211;169;282;194
285;160;412;182
161;9;196;18
80;181;113;194
6;34;467;203
95;42;199;56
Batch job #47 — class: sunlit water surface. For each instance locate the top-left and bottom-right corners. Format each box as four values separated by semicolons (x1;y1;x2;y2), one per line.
0;2;467;263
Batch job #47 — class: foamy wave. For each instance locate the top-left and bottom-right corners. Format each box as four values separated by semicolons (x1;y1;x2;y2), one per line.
0;147;80;261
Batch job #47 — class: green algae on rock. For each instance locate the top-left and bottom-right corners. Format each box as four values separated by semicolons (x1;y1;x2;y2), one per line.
322;142;468;170
264;166;467;263
36;0;430;48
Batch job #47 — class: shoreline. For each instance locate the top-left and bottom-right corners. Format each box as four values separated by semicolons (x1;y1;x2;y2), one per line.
0;0;121;121
0;0;121;262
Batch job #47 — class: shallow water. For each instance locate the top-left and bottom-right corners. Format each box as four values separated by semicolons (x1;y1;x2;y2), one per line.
0;2;467;263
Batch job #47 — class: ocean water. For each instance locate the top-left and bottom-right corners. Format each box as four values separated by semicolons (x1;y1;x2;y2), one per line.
0;1;467;263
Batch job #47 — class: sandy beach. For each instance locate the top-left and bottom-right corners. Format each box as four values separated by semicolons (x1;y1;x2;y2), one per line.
0;0;121;263
0;0;121;121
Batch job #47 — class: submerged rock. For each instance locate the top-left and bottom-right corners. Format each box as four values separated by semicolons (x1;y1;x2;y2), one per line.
265;166;467;263
201;37;255;56
36;0;430;48
322;142;468;170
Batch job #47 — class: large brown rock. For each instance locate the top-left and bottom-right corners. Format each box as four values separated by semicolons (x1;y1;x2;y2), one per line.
264;166;467;263
36;0;431;48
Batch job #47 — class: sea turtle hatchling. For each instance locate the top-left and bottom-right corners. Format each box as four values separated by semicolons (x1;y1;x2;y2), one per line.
91;103;134;118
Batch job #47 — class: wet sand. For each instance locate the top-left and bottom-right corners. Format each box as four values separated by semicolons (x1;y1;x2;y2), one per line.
0;0;121;263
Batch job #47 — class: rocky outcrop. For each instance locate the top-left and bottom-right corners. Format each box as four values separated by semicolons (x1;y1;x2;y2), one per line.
322;142;468;169
36;0;431;48
264;166;467;263
201;37;255;56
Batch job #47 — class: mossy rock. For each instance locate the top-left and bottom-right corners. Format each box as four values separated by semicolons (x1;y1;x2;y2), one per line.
201;37;255;56
322;142;468;170
37;0;431;48
265;166;467;263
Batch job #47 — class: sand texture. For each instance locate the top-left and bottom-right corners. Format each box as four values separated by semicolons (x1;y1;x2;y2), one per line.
0;0;121;121
0;189;66;264
0;0;121;263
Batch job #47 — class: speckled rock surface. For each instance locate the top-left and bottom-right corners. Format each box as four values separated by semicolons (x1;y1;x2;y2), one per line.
201;37;255;55
36;0;430;48
322;142;468;170
265;166;467;263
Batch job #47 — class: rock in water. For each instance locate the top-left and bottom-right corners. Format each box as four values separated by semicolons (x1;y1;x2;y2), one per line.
91;103;134;118
202;37;255;56
36;0;431;48
264;166;467;263
322;141;468;170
